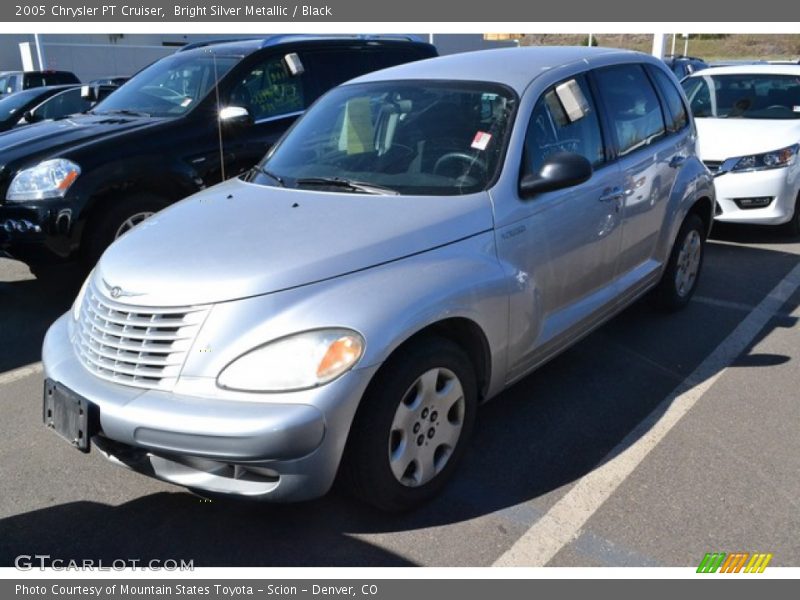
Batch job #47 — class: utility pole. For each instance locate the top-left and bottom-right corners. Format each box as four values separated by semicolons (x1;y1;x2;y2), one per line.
33;33;45;70
651;33;666;58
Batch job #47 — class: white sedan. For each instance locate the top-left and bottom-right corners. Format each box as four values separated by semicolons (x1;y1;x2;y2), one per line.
682;64;800;234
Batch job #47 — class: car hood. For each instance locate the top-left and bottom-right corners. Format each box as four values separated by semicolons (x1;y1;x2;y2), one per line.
96;178;495;307
695;118;800;161
0;113;163;167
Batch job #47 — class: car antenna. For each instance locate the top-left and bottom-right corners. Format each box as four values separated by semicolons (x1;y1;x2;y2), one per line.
210;49;226;182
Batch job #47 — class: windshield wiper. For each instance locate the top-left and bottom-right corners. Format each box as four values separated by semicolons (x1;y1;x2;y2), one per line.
294;177;399;195
251;165;285;187
91;109;151;118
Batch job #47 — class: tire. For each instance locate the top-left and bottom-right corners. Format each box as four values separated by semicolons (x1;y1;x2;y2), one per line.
783;194;800;237
652;213;705;311
83;193;170;264
340;336;478;512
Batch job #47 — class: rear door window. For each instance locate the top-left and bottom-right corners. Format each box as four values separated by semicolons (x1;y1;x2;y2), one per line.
301;48;372;102
648;66;689;132
594;64;667;156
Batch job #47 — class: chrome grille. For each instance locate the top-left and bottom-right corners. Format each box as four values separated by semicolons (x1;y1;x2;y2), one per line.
74;282;209;390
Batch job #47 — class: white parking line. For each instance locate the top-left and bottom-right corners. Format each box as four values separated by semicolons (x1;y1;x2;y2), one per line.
692;295;755;312
493;262;800;567
0;362;43;387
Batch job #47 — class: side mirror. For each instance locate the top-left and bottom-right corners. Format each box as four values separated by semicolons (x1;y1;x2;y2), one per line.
80;84;100;102
22;110;36;124
219;105;251;125
519;152;593;198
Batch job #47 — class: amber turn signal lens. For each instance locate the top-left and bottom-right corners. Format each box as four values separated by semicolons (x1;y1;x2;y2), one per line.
317;336;364;379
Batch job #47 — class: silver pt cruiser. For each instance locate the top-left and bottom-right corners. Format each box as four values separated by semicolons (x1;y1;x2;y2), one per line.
42;47;715;511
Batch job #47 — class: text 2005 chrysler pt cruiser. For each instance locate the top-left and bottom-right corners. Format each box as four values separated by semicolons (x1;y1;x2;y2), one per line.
42;47;714;511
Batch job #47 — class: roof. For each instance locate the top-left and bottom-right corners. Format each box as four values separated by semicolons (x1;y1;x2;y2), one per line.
348;46;642;93
692;64;800;76
178;34;429;57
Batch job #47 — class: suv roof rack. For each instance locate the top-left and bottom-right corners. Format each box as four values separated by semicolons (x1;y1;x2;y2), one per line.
178;34;426;53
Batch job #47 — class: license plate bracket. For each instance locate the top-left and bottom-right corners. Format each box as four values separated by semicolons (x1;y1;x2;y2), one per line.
43;380;95;452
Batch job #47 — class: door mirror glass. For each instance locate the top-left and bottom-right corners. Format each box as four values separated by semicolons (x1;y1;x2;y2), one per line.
519;152;592;197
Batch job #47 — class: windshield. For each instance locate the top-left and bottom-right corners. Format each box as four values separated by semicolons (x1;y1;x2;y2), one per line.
253;80;517;196
682;73;800;119
91;52;239;118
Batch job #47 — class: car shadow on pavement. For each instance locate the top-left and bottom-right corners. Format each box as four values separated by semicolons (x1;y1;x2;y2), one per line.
0;234;798;567
0;260;87;373
711;222;800;246
0;493;414;567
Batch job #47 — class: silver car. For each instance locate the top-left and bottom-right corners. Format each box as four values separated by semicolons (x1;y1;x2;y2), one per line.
42;47;715;511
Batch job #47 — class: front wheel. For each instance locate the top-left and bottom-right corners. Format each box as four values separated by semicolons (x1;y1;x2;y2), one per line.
340;337;478;512
83;193;170;264
651;213;706;311
783;193;800;237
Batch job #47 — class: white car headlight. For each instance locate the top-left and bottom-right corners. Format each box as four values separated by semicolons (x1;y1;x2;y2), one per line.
6;158;81;202
72;270;93;322
217;329;365;392
729;144;798;173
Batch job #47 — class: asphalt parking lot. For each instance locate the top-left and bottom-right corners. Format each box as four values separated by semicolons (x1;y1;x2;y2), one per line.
0;224;798;568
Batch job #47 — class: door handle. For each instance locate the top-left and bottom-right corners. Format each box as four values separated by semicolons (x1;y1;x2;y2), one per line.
669;155;686;168
599;186;624;202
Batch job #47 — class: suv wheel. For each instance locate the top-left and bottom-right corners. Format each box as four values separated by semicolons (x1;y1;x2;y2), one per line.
652;213;705;311
84;193;170;264
341;337;477;512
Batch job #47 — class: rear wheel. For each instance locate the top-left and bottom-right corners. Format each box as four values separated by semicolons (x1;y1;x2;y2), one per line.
340;337;477;512
652;213;705;311
83;193;170;264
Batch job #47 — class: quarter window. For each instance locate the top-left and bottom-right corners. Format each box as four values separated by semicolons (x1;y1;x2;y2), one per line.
594;65;666;156
522;75;604;176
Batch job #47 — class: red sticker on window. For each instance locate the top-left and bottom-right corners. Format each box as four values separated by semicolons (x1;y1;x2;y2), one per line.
471;131;492;151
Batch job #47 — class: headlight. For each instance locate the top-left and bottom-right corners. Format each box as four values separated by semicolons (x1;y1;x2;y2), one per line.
6;159;81;202
217;329;365;392
728;144;798;173
72;270;93;321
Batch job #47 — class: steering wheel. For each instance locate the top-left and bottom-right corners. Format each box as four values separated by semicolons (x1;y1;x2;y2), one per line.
433;152;488;177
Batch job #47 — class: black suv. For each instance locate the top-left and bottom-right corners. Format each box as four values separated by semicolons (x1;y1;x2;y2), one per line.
0;70;80;96
0;35;436;264
662;55;707;80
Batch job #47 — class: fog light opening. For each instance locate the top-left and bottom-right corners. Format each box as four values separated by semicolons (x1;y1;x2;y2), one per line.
734;197;774;209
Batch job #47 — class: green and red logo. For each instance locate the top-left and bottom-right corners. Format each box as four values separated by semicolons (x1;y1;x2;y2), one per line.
697;552;773;573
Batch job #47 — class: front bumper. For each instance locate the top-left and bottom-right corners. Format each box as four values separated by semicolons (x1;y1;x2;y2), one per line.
0;199;79;261
42;313;379;501
712;166;799;226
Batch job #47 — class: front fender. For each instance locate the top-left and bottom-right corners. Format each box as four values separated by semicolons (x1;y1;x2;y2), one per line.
180;231;511;400
74;154;201;209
